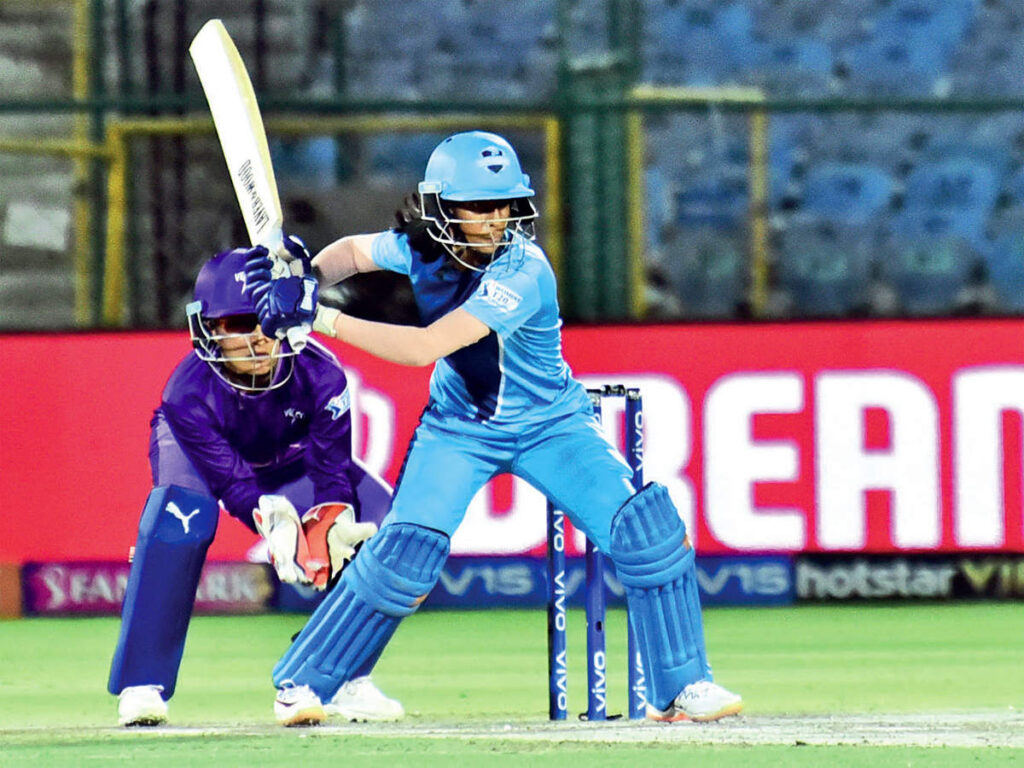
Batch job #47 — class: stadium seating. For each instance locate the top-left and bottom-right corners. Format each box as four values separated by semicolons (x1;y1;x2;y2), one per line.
892;157;1000;249
284;1;1024;321
775;223;874;317
839;37;949;96
665;227;747;319
740;37;835;97
674;174;748;229
877;233;979;315
797;162;894;227
365;133;448;180
982;231;1024;312
871;0;977;58
642;1;755;85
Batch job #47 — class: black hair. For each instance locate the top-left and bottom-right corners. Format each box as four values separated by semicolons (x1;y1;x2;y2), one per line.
393;192;447;263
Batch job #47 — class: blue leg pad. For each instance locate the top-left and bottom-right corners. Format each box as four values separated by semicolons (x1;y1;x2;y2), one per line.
609;483;709;711
108;485;219;698
273;522;449;700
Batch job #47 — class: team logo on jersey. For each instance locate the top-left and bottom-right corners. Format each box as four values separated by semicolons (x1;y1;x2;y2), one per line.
325;388;351;421
166;501;200;534
478;147;509;175
284;408;305;424
480;280;522;311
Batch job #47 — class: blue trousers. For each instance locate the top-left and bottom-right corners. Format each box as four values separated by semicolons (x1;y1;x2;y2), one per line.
387;402;636;552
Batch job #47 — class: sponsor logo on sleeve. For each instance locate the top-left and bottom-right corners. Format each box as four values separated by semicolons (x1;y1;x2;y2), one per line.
325;388;351;420
479;280;522;312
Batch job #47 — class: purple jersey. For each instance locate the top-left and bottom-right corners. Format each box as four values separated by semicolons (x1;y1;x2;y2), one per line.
156;338;356;531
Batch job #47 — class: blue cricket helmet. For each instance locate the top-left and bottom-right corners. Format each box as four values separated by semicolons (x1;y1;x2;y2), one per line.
419;131;535;202
191;248;256;318
417;131;538;270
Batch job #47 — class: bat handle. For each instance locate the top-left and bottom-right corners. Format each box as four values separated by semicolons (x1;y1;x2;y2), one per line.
285;324;310;353
265;232;311;351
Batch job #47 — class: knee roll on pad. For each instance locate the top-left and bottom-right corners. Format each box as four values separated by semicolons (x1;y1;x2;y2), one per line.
347;523;451;616
611;483;689;588
609;483;709;710
273;522;449;700
108;485;219;698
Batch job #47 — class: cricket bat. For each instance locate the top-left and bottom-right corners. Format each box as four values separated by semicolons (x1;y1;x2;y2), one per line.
189;18;309;350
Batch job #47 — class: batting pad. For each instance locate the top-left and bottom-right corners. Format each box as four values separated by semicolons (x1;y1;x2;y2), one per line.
609;483;709;711
108;485;219;698
273;522;449;701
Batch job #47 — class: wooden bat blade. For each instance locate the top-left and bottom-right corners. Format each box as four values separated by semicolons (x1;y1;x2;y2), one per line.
189;19;283;251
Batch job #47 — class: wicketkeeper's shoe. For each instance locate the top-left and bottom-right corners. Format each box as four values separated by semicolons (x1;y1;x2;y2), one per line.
647;680;743;723
117;684;168;727
274;682;326;727
325;676;405;722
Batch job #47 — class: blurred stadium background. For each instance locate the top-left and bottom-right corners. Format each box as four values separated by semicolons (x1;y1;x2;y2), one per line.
5;0;1024;330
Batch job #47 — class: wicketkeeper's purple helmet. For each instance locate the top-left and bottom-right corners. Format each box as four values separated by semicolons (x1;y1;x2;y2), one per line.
185;248;296;393
192;248;256;318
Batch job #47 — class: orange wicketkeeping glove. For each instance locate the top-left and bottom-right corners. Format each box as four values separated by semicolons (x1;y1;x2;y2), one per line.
300;502;378;590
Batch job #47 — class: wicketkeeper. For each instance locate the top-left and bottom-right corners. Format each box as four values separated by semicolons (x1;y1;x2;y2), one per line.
108;247;398;726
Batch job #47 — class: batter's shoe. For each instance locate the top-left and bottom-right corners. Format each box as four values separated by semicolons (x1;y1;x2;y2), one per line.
274;682;326;726
325;676;405;721
647;680;743;722
117;684;168;727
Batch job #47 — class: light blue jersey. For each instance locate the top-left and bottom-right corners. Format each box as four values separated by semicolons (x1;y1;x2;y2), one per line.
369;228;634;548
370;230;591;426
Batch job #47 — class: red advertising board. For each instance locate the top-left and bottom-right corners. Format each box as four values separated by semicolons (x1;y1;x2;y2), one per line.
3;319;1024;561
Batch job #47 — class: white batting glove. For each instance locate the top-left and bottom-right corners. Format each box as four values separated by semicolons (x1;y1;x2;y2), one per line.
252;495;313;585
301;502;378;590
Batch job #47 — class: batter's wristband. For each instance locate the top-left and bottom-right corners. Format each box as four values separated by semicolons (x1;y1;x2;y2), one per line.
313;304;340;337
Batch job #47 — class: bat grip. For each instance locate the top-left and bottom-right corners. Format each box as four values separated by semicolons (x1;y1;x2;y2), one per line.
266;235;310;351
284;323;310;353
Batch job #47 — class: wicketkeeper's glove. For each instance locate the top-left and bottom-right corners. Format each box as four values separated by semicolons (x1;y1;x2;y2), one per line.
252;495;314;586
300;502;378;590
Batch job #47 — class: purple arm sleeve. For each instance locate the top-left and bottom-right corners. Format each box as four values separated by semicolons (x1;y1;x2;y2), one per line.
307;367;358;511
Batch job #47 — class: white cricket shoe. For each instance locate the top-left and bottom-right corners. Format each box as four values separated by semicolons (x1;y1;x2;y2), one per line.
325;676;405;722
646;679;743;723
274;682;326;727
117;684;168;727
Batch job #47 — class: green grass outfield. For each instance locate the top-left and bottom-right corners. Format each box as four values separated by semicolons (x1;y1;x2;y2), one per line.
1;603;1023;766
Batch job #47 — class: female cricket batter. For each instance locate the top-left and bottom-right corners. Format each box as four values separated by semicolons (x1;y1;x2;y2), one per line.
246;131;742;726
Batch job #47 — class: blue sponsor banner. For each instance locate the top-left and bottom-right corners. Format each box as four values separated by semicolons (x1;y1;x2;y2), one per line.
428;557;615;609
277;554;794;611
696;555;795;606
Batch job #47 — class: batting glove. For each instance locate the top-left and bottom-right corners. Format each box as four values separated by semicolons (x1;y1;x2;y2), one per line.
243;235;313;302
241;244;273;304
300;502;378;590
280;234;313;273
253;495;314;586
255;274;318;340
